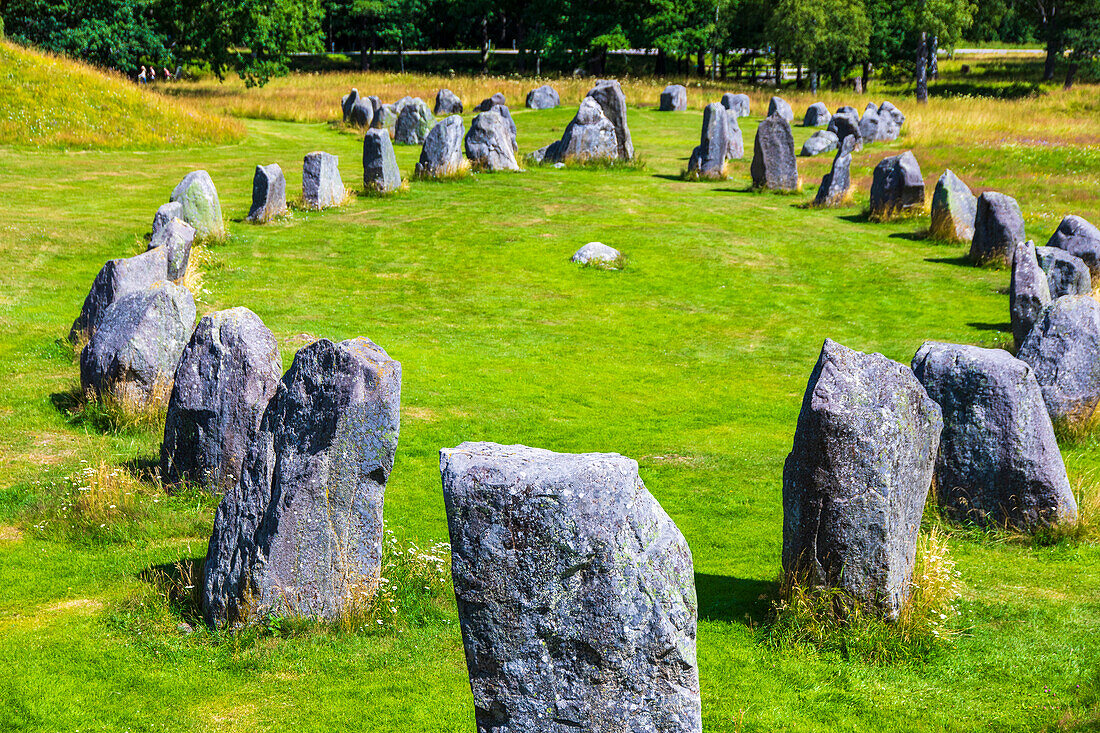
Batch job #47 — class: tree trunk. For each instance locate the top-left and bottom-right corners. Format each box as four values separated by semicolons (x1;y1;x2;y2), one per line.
480;14;490;75
516;17;526;73
656;48;666;76
830;69;841;91
720;53;726;80
696;48;705;77
796;63;803;89
360;36;369;71
861;60;871;93
774;50;781;87
929;36;939;78
1065;61;1079;89
1043;34;1059;81
399;36;405;73
810;66;818;94
916;31;928;103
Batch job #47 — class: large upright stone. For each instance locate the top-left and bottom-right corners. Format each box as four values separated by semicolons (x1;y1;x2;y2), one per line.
247;163;287;224
782;339;942;618
1047;215;1100;279
302;152;345;209
465;108;520;172
800;130;838;157
687;102;730;180
540;97;617;164
377;104;399;134
341;88;359;122
441;442;701;733
170;170;224;239
70;247;169;341
587;80;634;161
1010;241;1052;349
151;201;181;239
367;95;383;126
803;102;831;127
721;92;750;117
525;85;560;110
434;88;463;115
348;98;374;127
660;84;688;111
162;307;282;491
929;169;977;243
1036;246;1092;298
970;191;1025;265
750;114;798;191
80;281;196;404
494;104;519;152
148;218;195;281
869;151;925;220
879;101;905;131
1017;295;1100;427
814;134;856;207
395;98;435;144
202;337;402;626
726;113;744;160
362;128;402;193
415;115;466;178
768;96;794;123
826;110;862;150
912;341;1077;529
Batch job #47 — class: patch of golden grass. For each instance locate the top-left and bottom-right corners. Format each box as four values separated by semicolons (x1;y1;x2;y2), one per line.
0;526;23;543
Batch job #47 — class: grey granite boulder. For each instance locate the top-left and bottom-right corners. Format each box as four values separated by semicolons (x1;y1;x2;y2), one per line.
148;218;195;281
70;247;169;341
415;115;466;178
800;130;839;157
912;341;1077;529
349;98;374;127
869;151;925;220
525;85;560;109
803;102;831;127
441;442;701;733
929;169;977;243
377;104;399;133
660;84;688;111
162;307;282;491
367;95;382;124
541;97;618;164
768;96;794;123
465;108;520;172
1036;246;1092;298
395;98;435;144
362;128;402;193
1010;241;1051;349
726;113;744;160
151;201;181;239
478;92;506;111
434;88;463;115
1046;215;1100;279
587;80;634;161
750;114;798;191
170;170;224;239
247;163;287;224
783;339;942;618
721;92;750;117
970;191;1025;265
687;103;729;180
836;105;858;116
202;337;401;626
859;108;900;143
827;110;862;149
863;102;879;117
814;134;857;207
494;104;519;152
879;100;905;129
80;281;196;404
302;151;345;209
341;88;359;122
394;95;416;114
571;242;622;267
1018;295;1100;426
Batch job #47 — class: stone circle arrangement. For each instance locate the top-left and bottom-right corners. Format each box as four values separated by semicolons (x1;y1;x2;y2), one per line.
64;79;1100;732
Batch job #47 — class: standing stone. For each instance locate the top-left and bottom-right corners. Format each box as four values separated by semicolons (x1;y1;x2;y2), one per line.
247;163;287;224
750;114;798;191
148;218;195;281
912;341;1077;530
525;85;560;109
970;191;1025;265
394;96;416;115
783;339;942;618
800;130;839;157
162;307;282;491
302;152;345;209
202;337;402;626
836;105;858;116
434;88;463;115
803;102;831;127
1017;295;1100;427
721;92;750;117
827;110;862;150
687;103;730;180
929;169;977;243
70;247;169;341
465;109;520;172
349;98;374;127
660;84;688;111
879;101;905;130
863;102;879;117
362;128;402;193
368;96;385;129
814;134;857;207
1046;215;1100;279
1036;246;1092;298
377;104;399;133
869;151;925;220
415;116;466;178
151;201;181;239
478;92;507;111
341;88;359;122
1010;241;1051;349
725;111;744;160
394;98;436;144
170;170;224;239
587;80;634;161
80;281;196;404
441;442;701;733
494;104;519;152
768;96;794;123
540;97;618;164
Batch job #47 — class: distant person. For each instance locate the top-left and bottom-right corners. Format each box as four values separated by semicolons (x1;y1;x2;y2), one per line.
163;67;172;81
138;65;147;84
174;65;182;80
148;67;156;82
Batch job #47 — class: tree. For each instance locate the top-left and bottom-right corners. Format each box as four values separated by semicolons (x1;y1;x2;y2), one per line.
1024;0;1066;80
907;0;975;101
1062;0;1100;87
767;0;867;90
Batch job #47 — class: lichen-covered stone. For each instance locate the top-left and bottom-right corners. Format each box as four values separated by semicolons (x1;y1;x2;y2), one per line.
1046;215;1100;279
969;191;1025;265
929;169;977;243
441;442;701;733
826;110;862;150
571;242;621;267
341;88;359;122
415;115;466;178
525;85;560;110
302;151;345;209
1010;241;1051;349
170;170;224;239
348;98;374;127
247;163;287;224
151;201;181;239
465;109;520;172
477;92;507;111
148;218;195;281
362;128;402;193
687;103;729;180
869;151;925;220
541;97;618;164
1036;246;1092;298
660;84;687;111
70;247;169;341
725;113;744;160
750;114;798;191
803;102;831;127
587;80;634;161
434;88;463;115
768;96;794;123
1017;295;1100;427
721;92;749;117
814;134;857;207
395;98;436;144
800;130;839;157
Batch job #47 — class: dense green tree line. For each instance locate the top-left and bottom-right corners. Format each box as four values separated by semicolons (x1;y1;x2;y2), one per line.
1;0;1097;89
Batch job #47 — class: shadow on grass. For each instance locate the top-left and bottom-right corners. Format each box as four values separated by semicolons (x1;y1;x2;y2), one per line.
49;389;81;418
695;573;775;625
713;186;757;194
933;81;1043;100
968;321;1011;333
889;230;930;242
838;212;871;224
925;255;973;267
139;556;206;624
122;455;161;482
652;173;685;182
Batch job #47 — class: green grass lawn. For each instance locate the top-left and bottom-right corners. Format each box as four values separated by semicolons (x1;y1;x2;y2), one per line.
1;99;1099;732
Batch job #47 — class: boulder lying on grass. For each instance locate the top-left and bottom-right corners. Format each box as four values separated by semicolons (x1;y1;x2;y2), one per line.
721;92;750;117
912;341;1077;530
814;134;857;207
1010;241;1051;349
1036;246;1092;298
434;88;463;115
415;116;466;178
768;95;794;123
465;108;520;172
929;169;977;243
494;104;519;152
571;242;622;267
151;201;181;239
1017;295;1100;428
586;79;634;161
302;152;345;209
170;170;224;239
687;103;729;180
869;151;924;220
247;163;287;224
783;339;942;619
148;217;195;281
1046;215;1100;279
969;192;1025;265
395;98;435;144
660;84;688;111
203;337;401;626
827;110;862;151
478;92;506;111
803;102;831;127
70;247;169;341
440;442;701;733
750;114;798;191
362;128;402;193
525;85;560;109
800;130;838;157
80;281;196;406
162;307;282;491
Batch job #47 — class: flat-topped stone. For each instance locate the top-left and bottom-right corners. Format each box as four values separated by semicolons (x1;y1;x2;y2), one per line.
302;151;345;209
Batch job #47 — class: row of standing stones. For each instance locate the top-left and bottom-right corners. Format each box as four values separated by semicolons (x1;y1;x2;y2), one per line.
64;81;1099;731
